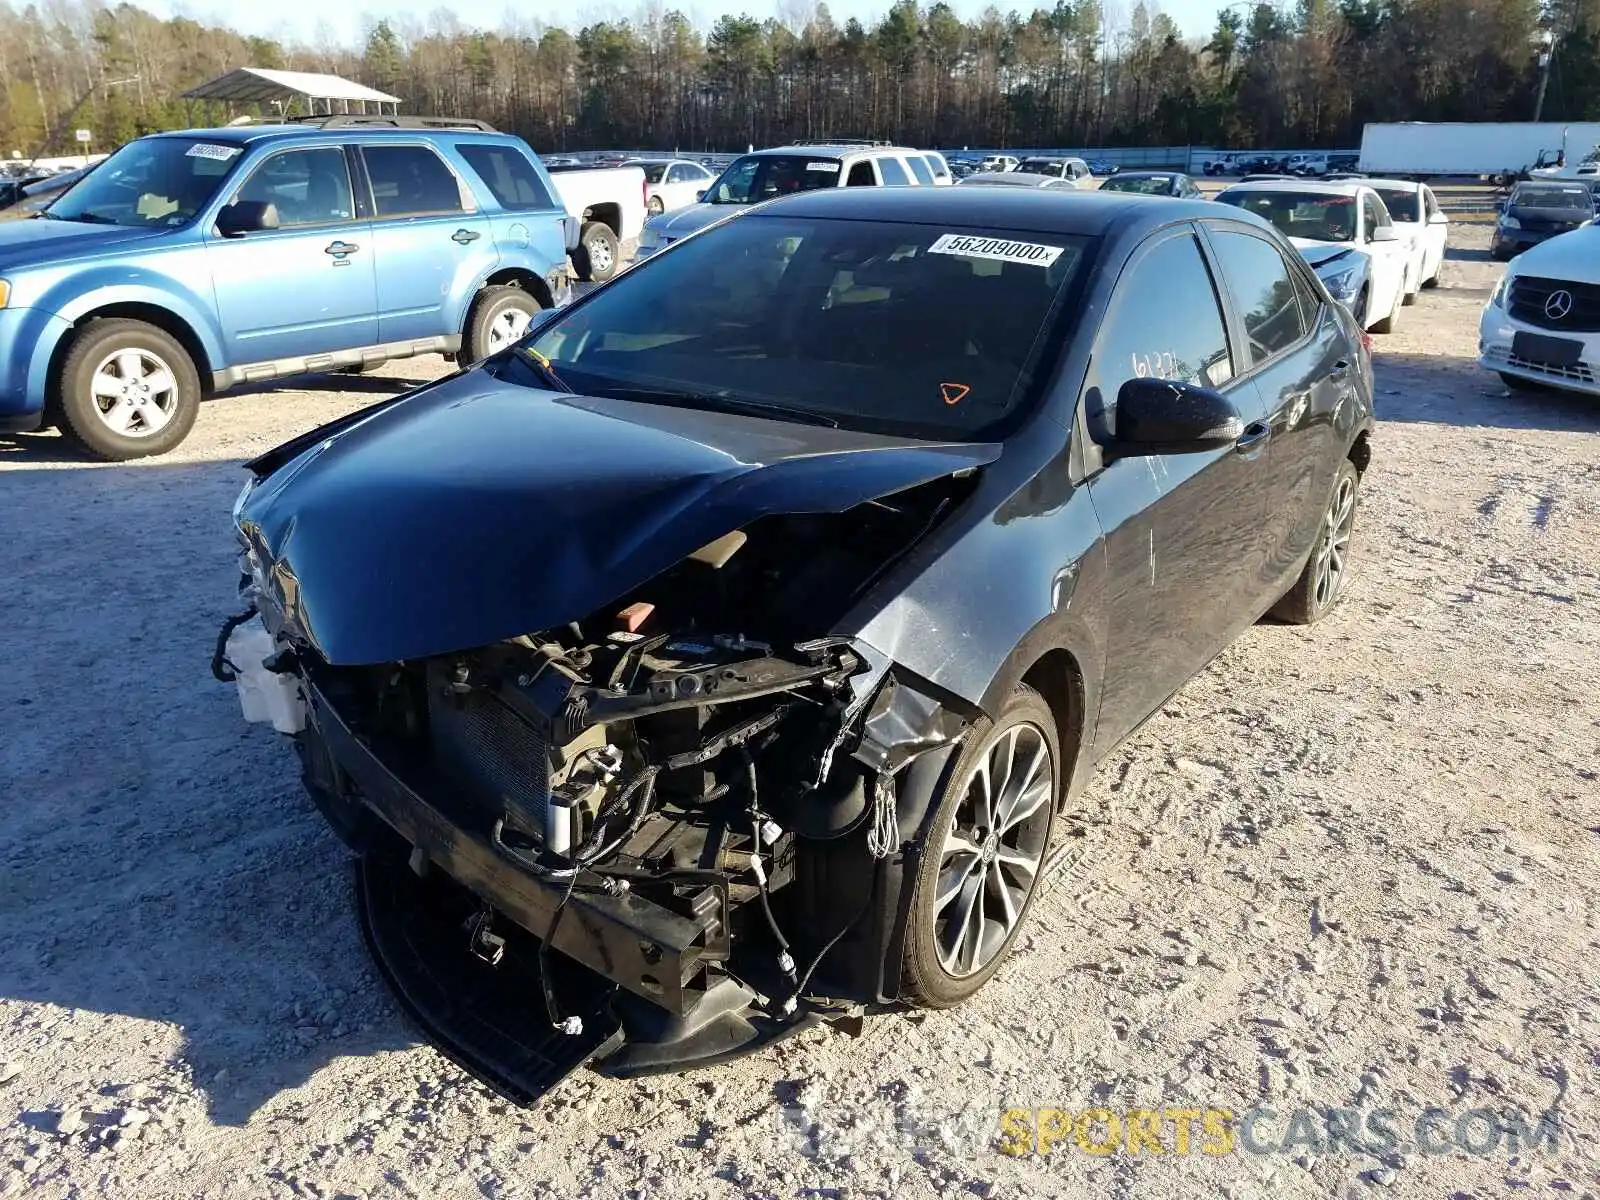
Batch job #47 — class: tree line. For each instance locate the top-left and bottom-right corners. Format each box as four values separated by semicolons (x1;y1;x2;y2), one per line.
3;0;1600;161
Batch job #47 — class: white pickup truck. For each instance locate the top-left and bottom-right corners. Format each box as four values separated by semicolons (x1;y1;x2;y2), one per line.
544;163;648;282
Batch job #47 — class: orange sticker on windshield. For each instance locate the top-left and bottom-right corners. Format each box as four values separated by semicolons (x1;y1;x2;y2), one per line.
941;382;971;406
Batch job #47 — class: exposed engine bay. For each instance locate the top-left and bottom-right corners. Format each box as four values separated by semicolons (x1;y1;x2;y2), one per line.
220;473;979;1096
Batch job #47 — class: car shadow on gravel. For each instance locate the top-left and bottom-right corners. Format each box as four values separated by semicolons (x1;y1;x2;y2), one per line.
225;370;419;400
1374;353;1600;433
0;458;420;1126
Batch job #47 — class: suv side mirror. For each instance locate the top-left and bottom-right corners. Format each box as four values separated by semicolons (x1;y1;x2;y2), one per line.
1370;225;1398;243
1110;378;1244;457
695;189;706;202
216;200;280;237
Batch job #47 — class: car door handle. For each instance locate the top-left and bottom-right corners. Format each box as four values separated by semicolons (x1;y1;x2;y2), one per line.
1329;359;1352;382
451;229;482;245
324;241;359;257
1234;420;1272;455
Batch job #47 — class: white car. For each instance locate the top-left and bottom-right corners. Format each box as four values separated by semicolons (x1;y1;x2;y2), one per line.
634;142;939;261
626;158;717;216
1364;178;1448;296
978;154;1019;173
1215;180;1411;332
1014;156;1093;183
1285;153;1330;176
1479;224;1600;397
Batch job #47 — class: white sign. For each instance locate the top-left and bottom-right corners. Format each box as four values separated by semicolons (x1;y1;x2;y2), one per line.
74;128;91;144
185;143;241;161
927;233;1064;268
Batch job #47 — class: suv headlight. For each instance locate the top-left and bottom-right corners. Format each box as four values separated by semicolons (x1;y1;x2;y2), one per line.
0;279;10;308
1489;273;1512;308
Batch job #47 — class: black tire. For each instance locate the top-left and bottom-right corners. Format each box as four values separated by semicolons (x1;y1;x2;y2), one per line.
1499;371;1553;394
1271;459;1360;625
572;220;620;283
901;684;1059;1009
56;318;201;461
463;284;543;363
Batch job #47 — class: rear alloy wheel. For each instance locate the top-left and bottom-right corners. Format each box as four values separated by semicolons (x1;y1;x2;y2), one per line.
464;285;542;363
1271;459;1360;624
572;221;620;283
647;195;664;216
56;318;200;460
902;685;1058;1008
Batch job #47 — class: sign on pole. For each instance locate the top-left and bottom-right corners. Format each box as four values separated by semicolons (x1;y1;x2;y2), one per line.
74;129;92;144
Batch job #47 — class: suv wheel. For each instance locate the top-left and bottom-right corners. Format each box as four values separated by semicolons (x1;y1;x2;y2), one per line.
902;685;1058;1008
572;221;620;283
464;285;542;363
56;319;200;461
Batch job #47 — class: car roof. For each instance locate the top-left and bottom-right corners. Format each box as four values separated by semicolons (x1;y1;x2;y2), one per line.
144;124;515;148
747;143;922;160
1361;178;1422;190
1110;170;1181;179
751;184;1227;238
963;172;1056;185
1223;179;1367;197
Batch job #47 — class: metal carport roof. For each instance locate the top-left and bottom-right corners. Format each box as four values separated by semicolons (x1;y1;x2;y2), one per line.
182;68;401;114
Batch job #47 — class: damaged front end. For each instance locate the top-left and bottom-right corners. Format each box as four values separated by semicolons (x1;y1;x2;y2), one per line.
216;418;984;1100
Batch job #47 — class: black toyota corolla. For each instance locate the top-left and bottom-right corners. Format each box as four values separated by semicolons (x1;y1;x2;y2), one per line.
219;186;1374;1101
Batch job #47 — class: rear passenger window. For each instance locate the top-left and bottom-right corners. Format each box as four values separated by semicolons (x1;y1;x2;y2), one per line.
456;144;555;210
364;145;470;217
1087;232;1233;432
876;156;910;186
846;161;876;187
1208;230;1311;364
906;156;934;186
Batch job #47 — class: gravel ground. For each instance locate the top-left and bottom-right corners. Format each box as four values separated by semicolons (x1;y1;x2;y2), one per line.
2;222;1597;1200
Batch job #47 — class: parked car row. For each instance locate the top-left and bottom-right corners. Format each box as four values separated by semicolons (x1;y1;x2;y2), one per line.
1203;151;1360;177
1215;178;1447;334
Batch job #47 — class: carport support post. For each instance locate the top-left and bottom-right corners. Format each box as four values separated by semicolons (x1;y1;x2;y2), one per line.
1534;31;1554;122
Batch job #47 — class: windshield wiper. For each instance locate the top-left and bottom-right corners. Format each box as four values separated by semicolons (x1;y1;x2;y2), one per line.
597;384;839;428
516;346;573;393
49;212;119;225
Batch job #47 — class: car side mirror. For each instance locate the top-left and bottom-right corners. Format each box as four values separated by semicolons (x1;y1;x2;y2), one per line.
216;200;280;237
1429;212;1448;225
1370;225;1398;242
1109;378;1244;458
695;189;706;202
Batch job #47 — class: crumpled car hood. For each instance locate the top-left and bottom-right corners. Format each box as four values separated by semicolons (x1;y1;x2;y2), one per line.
237;371;999;665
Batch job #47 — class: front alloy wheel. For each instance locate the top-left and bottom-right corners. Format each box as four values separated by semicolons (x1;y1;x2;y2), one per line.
903;684;1059;1008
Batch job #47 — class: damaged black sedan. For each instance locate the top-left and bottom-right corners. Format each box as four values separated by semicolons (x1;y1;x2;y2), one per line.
219;187;1375;1100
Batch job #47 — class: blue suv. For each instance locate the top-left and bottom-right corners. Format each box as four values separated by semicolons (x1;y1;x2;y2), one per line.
0;116;576;459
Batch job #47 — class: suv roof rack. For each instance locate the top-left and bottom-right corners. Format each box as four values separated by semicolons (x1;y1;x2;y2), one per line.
789;138;890;147
285;115;499;132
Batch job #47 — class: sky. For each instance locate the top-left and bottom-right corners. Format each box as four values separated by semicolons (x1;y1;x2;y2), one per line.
143;0;1220;50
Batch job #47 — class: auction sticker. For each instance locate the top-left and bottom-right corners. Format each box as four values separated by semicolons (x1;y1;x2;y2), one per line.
928;233;1063;267
186;143;241;161
806;162;841;172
